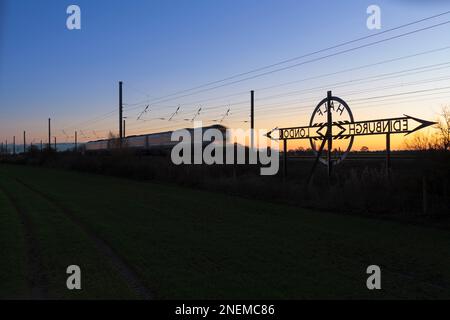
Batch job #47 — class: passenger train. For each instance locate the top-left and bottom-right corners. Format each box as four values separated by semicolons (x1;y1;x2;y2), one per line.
85;125;227;152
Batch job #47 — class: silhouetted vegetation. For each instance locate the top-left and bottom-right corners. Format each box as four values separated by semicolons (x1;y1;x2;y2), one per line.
1;147;449;221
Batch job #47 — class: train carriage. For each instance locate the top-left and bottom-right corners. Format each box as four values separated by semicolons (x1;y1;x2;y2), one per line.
85;125;227;153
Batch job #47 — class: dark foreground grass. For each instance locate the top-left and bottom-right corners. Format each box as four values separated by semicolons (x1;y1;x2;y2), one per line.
0;169;138;299
0;190;28;299
0;164;449;299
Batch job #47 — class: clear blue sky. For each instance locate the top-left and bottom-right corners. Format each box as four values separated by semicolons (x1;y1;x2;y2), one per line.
1;0;450;149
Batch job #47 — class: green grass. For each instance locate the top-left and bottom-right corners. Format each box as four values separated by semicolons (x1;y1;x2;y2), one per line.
0;164;450;299
0;189;28;299
0;169;138;299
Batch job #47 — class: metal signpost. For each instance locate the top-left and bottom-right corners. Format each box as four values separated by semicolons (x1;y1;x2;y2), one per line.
267;91;436;180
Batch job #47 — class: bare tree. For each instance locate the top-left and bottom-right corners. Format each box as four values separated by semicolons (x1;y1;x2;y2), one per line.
436;106;450;151
404;133;438;151
405;106;450;151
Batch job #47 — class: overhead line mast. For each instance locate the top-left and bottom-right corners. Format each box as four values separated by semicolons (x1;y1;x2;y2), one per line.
119;81;123;145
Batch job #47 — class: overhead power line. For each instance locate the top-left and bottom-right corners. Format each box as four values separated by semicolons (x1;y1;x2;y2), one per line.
117;45;450;122
127;11;450;106
149;20;450;105
41;12;450;142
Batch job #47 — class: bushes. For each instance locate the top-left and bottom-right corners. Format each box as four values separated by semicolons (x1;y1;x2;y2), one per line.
1;150;449;218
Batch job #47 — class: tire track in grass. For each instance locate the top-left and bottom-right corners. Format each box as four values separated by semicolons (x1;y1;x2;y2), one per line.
15;178;153;300
0;185;47;299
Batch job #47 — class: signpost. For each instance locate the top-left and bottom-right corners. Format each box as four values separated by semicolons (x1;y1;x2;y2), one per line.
267;91;436;180
275;115;435;140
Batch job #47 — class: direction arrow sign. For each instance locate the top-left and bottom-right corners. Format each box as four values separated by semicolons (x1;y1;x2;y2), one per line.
272;115;436;141
268;92;437;178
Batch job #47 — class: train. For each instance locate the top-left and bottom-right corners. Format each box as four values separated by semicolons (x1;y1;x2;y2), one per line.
85;124;227;152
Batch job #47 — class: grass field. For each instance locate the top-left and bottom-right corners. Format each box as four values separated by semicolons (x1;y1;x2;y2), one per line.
0;164;449;299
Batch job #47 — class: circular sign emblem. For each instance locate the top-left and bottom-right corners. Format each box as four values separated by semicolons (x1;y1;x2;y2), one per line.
309;95;354;166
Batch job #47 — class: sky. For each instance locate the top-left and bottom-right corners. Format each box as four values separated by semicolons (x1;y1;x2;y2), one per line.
1;0;450;150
